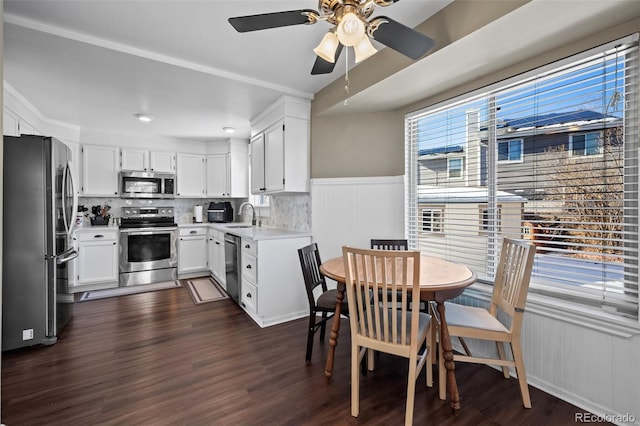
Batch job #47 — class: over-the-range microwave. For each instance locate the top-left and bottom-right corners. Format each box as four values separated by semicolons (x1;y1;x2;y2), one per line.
119;171;176;199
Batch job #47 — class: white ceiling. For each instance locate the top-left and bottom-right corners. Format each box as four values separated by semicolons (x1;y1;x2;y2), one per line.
3;0;639;143
2;0;451;142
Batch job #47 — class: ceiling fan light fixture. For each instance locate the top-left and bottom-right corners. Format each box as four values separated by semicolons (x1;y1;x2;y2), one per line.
313;31;340;63
353;35;377;63
336;11;365;46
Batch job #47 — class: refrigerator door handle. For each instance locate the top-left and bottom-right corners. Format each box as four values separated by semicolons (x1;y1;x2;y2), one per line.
56;247;79;265
62;161;79;237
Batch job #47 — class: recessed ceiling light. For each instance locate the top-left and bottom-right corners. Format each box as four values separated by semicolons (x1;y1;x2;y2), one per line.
223;127;236;134
134;113;154;123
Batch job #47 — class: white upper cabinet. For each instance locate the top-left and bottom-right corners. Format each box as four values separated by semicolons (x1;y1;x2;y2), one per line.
81;145;120;196
149;151;176;173
121;149;176;173
207;139;248;198
176;153;205;197
250;96;310;195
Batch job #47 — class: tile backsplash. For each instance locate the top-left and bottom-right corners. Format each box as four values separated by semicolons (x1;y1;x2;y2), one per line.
78;193;311;232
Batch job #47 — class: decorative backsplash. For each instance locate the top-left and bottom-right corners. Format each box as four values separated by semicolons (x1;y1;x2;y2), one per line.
78;193;311;232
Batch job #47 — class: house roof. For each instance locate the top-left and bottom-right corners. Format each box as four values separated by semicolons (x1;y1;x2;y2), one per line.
418;145;464;156
417;187;527;204
497;110;620;132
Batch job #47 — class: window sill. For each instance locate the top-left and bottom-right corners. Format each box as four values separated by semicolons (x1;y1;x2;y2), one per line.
463;282;640;338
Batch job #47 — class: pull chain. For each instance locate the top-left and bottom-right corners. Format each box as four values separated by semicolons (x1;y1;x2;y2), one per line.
344;48;350;106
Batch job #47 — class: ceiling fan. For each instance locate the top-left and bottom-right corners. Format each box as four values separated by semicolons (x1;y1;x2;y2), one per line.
229;0;436;75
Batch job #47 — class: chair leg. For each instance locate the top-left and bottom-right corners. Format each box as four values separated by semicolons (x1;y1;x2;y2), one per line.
426;325;433;387
496;341;510;378
438;334;446;400
511;340;532;408
351;346;364;417
405;353;418;426
319;312;328;341
305;314;316;364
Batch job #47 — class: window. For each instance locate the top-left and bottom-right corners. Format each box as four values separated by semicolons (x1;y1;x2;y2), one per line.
448;158;463;179
498;139;523;162
570;132;602;156
421;208;443;233
406;35;639;320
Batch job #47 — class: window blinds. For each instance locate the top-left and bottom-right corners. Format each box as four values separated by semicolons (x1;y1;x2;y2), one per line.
405;34;639;319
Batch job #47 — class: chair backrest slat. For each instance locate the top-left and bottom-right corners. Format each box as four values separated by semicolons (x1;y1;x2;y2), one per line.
492;238;536;323
343;246;421;350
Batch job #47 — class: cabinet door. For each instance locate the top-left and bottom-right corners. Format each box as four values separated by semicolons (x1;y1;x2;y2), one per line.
216;235;226;288
77;240;119;284
206;154;229;197
208;234;217;274
82;145;120;196
121;149;148;171
228;145;249;198
264;122;285;192
250;133;265;193
176;154;205;197
150;151;176;172
178;236;208;273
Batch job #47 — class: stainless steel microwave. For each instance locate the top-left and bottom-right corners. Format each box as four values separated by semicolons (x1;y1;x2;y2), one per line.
119;171;176;199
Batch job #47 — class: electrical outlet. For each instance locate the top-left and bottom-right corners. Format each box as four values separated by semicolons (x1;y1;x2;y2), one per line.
22;329;34;341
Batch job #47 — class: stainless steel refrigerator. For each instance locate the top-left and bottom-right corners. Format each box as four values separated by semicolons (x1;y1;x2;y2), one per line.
3;135;78;351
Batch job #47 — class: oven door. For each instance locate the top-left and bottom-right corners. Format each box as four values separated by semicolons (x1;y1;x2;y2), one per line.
119;227;178;273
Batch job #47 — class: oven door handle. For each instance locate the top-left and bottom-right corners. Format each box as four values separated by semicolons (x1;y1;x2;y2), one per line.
120;227;177;236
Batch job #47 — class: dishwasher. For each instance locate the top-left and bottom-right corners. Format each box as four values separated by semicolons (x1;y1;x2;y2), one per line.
224;233;241;304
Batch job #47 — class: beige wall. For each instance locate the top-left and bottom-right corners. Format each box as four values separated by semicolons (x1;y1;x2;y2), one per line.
310;0;640;179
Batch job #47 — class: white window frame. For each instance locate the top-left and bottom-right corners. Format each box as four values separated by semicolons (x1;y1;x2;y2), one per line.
497;138;524;163
421;207;444;234
447;157;464;180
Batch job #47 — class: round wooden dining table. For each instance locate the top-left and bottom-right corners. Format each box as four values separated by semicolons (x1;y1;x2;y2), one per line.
320;254;476;412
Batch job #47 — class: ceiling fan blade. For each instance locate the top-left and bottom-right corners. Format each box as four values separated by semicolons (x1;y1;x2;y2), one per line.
370;16;435;60
311;44;344;75
229;9;318;32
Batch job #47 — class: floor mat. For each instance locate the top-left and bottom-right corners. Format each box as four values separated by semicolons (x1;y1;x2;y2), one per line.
185;277;229;304
79;281;181;301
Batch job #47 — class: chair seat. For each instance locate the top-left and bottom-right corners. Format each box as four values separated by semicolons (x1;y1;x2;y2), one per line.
317;289;349;314
444;302;509;333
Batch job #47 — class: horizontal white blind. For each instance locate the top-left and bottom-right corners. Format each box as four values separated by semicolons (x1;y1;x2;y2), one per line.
406;35;639;319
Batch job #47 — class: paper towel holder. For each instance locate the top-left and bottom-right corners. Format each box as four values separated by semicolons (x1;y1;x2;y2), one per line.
193;204;203;223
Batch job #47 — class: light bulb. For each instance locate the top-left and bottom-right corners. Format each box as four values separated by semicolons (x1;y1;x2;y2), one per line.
313;32;339;63
336;12;365;46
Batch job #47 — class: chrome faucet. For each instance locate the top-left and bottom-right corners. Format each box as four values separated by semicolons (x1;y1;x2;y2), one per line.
239;202;256;226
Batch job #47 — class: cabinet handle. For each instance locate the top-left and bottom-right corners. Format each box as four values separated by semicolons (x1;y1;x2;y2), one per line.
246;293;252;298
94;234;104;238
190;230;197;234
246;265;252;269
216;241;220;245
245;244;250;249
113;242;117;245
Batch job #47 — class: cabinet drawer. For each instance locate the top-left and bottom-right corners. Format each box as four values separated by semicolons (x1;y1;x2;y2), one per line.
241;253;257;284
242;239;257;256
76;229;118;242
241;281;257;314
179;227;206;237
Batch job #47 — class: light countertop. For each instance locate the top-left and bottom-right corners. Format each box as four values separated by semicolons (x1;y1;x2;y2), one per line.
178;222;311;241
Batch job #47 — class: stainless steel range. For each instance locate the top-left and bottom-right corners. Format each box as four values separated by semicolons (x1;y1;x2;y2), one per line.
119;206;177;286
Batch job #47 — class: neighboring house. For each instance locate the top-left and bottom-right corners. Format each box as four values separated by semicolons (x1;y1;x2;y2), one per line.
417;110;623;198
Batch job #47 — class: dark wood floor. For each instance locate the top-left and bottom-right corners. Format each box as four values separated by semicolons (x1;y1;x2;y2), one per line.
2;281;610;425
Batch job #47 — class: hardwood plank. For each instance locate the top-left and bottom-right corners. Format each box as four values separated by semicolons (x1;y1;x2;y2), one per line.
2;284;611;425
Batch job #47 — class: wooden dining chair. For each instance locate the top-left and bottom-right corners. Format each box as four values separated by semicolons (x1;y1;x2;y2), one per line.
437;238;536;408
370;238;408;251
298;243;349;364
343;246;432;426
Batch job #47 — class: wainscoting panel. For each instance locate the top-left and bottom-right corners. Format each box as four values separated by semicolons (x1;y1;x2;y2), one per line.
454;292;640;425
310;176;405;260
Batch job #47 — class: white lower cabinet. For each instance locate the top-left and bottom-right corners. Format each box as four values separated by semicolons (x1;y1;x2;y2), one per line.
178;226;208;275
239;236;310;327
71;228;119;292
208;228;226;288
